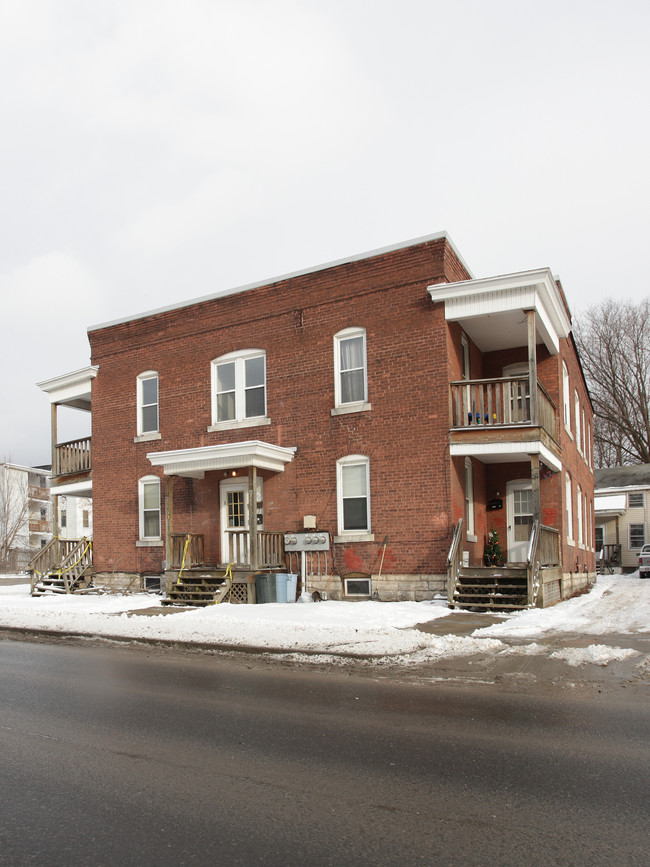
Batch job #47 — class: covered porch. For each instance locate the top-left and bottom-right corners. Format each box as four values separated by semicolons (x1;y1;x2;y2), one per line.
147;441;297;596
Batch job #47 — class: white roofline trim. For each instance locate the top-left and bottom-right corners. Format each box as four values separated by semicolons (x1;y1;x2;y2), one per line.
37;366;98;393
450;440;562;473
88;232;472;332
50;480;93;497
147;440;298;476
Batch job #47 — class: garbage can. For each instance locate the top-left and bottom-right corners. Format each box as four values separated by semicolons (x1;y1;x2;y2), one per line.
273;572;298;603
255;572;277;604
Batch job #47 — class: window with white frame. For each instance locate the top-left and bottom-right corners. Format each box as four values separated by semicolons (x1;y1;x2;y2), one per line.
577;485;584;545
334;328;368;409
137;371;159;436
562;362;571;431
565;472;573;542
629;523;645;550
336;455;371;536
465;457;475;538
574;392;581;453
628;492;644;508
211;350;267;427
139;476;161;541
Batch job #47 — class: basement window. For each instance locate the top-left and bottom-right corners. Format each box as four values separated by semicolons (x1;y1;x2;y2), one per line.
343;576;372;597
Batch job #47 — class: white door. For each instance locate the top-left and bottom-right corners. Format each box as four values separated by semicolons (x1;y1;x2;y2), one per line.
219;477;263;564
506;480;533;563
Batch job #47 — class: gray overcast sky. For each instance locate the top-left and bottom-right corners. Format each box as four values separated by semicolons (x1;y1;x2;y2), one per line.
2;0;649;467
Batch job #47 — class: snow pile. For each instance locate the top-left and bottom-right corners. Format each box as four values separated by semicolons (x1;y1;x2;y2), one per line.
549;645;639;667
473;574;650;639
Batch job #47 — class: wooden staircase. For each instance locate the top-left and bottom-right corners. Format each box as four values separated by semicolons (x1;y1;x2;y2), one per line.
450;565;529;611
162;569;256;607
30;537;94;596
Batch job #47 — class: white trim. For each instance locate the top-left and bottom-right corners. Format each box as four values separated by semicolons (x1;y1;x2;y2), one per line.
50;479;93;497
331;402;371;417
211;349;267;426
449;440;562;473
88;232;470;332
137;371;159;436
37;365;98;409
208;417;271;433
148;441;296;476
334;327;368;409
138;475;161;542
336;454;371;536
134;432;162;443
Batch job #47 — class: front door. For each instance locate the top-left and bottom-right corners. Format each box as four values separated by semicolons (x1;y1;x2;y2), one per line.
507;480;533;563
219;477;263;565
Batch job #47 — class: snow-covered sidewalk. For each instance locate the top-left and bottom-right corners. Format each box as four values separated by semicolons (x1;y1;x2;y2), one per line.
1;574;648;670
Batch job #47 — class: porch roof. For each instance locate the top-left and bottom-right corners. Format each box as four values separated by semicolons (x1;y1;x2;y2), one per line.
450;440;562;472
147;440;297;478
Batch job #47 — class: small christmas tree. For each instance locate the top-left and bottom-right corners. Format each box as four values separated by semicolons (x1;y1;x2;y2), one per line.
483;529;504;566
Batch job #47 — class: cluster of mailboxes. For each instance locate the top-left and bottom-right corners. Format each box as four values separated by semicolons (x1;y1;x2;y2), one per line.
283;532;330;551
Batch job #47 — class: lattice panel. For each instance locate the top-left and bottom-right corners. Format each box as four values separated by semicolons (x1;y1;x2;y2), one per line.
229;582;248;604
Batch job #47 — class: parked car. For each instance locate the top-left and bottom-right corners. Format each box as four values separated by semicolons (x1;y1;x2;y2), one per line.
638;544;650;578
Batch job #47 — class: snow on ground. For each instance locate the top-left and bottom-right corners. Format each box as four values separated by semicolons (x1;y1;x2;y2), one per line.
0;574;648;667
472;574;650;639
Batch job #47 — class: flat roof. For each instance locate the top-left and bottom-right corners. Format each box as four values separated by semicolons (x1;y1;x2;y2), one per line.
88;231;472;332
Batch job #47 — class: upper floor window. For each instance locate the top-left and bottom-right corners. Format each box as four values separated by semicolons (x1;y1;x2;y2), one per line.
334;328;368;410
574;391;581;454
336;455;371;538
562;362;571;431
211;350;267;429
137;372;159;436
139;476;161;541
628;492;644;508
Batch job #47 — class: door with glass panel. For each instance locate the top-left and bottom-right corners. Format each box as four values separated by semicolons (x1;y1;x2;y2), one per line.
506;480;533;563
219;478;263;565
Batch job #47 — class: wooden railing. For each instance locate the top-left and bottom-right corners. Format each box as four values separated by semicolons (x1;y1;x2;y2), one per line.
28;485;49;500
29;519;50;533
526;523;560;607
225;530;285;568
446;518;464;604
170;533;205;569
450;377;557;441
538;525;560;566
28;536;92;593
53;437;92;477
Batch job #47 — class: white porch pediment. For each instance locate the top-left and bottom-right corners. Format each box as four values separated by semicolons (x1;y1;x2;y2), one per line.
450;440;562;473
147;440;297;478
428;269;572;355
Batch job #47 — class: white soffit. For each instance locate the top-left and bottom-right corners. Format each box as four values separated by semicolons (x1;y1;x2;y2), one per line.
428;269;572;355
147;440;297;477
37;366;98;410
50;480;93;497
450;440;562;473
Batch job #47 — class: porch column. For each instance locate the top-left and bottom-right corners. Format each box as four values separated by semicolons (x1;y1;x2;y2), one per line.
526;309;538;424
164;476;174;569
51;404;59;537
248;466;258;570
530;454;541;525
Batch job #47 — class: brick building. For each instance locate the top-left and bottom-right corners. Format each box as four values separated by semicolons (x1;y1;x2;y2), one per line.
38;233;595;605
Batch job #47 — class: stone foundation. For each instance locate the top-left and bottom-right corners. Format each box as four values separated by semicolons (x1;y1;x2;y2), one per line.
92;571;150;593
306;573;446;602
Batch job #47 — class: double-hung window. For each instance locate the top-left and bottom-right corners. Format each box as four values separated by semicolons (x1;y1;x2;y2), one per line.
562;362;571;432
210;350;268;430
139;476;161;541
333;328;369;414
565;472;573;543
336;455;372;540
136;371;160;440
629;523;645;550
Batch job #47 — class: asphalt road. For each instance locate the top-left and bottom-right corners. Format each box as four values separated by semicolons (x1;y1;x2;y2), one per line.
0;638;648;866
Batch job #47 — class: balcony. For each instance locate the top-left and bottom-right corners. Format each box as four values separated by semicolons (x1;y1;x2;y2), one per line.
53;437;92;478
450;377;557;440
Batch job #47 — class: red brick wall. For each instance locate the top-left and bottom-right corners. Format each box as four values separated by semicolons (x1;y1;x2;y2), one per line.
89;237;471;577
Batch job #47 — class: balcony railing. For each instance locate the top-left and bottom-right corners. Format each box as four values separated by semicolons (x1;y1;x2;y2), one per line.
53;437;92;477
450;377;557;441
226;530;285;569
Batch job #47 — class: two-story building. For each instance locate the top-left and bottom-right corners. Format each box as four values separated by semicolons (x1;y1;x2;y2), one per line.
37;233;595;606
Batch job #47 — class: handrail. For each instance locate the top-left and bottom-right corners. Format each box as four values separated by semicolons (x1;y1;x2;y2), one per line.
526;521;541;607
446;518;464;604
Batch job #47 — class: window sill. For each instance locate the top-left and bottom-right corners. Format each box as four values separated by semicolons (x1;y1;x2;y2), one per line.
136;540;163;547
208;417;271;433
134;432;162;443
331;402;371;417
466;534;478;543
334;533;375;544
567;539;575;547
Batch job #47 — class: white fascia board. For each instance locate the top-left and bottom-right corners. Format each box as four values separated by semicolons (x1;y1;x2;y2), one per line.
595;485;650;494
450;440;562;472
594;494;626;511
147;440;297;476
50;480;93;497
428;268;571;353
88;231;472;332
37;366;98;406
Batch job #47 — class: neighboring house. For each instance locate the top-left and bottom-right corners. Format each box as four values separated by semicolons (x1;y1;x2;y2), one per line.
594;464;650;572
37;232;595;605
58;496;93;540
0;462;52;572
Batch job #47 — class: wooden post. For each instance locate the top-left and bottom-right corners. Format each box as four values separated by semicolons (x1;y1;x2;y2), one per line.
526;309;538;424
248;466;258;570
165;476;174;570
50;403;59;537
530;454;541;525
